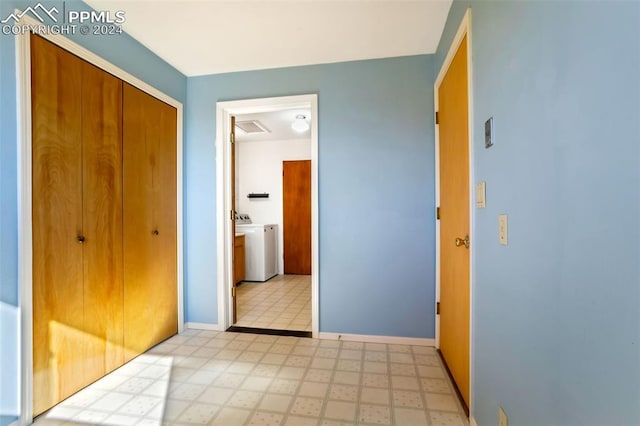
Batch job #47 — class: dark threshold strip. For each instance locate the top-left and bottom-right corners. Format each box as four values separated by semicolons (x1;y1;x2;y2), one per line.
436;349;470;418
226;326;312;338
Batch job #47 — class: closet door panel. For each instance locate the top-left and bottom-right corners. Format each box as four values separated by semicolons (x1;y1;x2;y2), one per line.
153;90;178;344
82;61;124;382
123;83;177;360
122;83;154;360
31;34;85;415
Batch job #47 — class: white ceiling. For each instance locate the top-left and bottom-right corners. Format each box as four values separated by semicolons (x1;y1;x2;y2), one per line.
84;0;452;76
235;109;312;142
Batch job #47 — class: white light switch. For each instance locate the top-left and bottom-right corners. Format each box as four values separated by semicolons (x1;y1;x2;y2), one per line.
499;214;508;245
476;182;486;208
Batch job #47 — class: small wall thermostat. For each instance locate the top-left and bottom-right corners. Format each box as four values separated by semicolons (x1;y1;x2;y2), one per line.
485;117;494;148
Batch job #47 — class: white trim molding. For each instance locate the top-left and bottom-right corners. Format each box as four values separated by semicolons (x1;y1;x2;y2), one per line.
16;13;184;425
215;95;320;338
16;19;33;426
319;333;435;347
185;322;225;332
434;6;475;418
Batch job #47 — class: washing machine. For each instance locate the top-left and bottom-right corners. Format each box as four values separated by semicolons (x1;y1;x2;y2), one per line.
236;214;278;282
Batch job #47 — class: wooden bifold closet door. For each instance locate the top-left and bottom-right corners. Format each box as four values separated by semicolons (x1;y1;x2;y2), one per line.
31;34;177;416
82;51;125;386
123;83;178;361
31;34;124;414
32;34;87;415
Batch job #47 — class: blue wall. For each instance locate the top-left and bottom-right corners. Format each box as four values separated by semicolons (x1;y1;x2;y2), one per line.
186;56;436;337
436;2;640;425
0;1;186;423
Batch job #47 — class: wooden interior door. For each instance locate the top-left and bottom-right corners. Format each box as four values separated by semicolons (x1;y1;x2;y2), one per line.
283;160;311;275
31;34;85;415
123;83;177;361
81;61;124;382
231;116;238;323
438;35;470;406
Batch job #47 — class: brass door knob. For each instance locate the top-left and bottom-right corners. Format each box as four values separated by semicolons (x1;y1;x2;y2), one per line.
77;235;85;244
455;235;470;249
153;229;159;236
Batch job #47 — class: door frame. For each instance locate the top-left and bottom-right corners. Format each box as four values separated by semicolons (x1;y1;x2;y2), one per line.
15;13;185;425
434;7;475;416
215;95;319;337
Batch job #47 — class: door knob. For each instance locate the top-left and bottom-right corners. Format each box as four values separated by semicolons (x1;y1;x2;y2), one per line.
455;235;470;249
77;235;85;244
153;229;159;236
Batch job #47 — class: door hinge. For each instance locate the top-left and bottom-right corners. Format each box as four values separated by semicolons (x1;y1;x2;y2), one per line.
232;286;236;297
230;132;235;144
230;210;234;221
435;111;439;125
436;302;440;315
436;207;440;220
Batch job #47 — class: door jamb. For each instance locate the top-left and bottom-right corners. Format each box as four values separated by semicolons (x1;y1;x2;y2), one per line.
16;13;185;425
215;95;319;338
434;7;474;415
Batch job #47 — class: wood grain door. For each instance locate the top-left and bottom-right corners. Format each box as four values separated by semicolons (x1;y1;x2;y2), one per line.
31;34;85;415
231;116;238;323
81;61;124;382
123;83;177;361
283;160;311;275
438;35;470;406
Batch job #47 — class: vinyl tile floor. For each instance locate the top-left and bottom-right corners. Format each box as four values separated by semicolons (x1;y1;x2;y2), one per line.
33;329;469;426
235;275;311;332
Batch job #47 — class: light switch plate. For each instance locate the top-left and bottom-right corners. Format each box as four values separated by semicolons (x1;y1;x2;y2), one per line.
476;182;486;208
485;117;494;148
499;214;508;245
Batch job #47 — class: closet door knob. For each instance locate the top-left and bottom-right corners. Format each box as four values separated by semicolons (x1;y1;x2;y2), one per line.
77;235;85;243
153;229;159;236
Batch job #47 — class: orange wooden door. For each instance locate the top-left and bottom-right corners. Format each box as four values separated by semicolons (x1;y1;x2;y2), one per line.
438;35;470;406
283;160;311;275
123;83;177;361
31;34;86;415
81;60;124;383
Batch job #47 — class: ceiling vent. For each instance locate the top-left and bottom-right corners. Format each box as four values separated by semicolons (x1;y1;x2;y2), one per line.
235;120;270;134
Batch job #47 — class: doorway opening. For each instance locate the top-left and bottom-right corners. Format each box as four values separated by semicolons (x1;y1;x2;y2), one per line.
234;110;311;332
215;95;319;338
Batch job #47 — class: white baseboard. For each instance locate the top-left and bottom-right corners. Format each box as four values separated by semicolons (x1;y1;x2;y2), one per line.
185;322;225;331
318;332;435;347
183;325;435;347
470;415;478;426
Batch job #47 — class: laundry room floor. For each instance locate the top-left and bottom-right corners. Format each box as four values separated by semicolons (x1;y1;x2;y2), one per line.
236;275;311;331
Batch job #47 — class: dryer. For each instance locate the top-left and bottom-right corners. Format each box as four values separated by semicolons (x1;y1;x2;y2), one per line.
236;215;278;282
